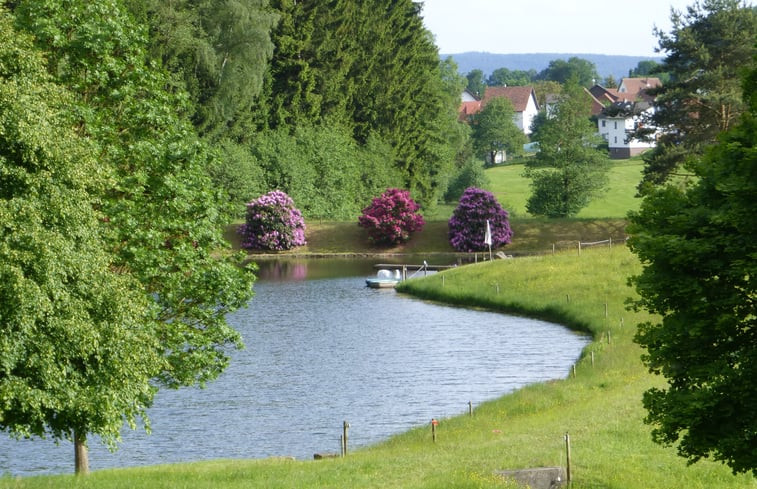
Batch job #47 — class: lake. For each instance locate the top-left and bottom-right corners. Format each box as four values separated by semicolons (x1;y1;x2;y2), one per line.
0;258;589;476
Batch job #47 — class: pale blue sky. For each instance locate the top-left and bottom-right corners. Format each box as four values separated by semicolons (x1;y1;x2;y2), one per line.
420;0;696;56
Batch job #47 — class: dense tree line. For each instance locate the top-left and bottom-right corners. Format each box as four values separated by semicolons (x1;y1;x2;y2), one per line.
0;0;468;471
125;0;463;214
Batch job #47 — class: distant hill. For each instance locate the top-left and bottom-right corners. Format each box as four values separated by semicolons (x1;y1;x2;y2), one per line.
443;52;663;82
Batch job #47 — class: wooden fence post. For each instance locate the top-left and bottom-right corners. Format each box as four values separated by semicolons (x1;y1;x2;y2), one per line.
342;421;350;456
565;432;572;484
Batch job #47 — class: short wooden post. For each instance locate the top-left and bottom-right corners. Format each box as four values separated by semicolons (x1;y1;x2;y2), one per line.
552;243;556;254
607;330;612;344
431;419;439;443
578;241;582;256
495;282;500;294
468;401;473;416
591;351;595;367
565;432;572;484
342;421;350;456
572;365;576;378
566;294;570;303
442;275;445;287
604;303;608;318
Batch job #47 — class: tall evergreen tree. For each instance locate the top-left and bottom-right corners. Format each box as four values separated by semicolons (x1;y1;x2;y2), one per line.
263;0;321;129
260;0;458;208
124;0;278;139
635;0;757;191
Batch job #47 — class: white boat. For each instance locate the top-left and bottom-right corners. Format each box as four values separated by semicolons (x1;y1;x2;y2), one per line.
365;269;401;288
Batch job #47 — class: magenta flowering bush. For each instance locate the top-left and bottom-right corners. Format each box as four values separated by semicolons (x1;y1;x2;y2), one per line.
238;190;306;251
448;187;513;252
358;188;425;246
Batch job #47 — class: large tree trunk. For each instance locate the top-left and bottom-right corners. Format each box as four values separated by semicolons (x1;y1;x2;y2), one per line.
74;431;89;475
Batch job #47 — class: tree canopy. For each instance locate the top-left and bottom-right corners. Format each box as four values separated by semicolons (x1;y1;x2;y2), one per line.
635;0;757;191
470;97;527;165
627;63;757;476
524;81;610;217
536;56;599;87
0;9;161;473
6;0;257;472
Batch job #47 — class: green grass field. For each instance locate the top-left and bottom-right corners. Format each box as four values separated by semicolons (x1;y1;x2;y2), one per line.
482;158;644;219
4;157;752;487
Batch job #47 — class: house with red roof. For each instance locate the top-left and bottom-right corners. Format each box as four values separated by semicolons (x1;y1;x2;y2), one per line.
459;85;540;135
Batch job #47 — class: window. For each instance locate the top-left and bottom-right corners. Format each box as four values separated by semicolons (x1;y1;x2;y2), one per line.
614;136;618;144
601;120;606;127
614;121;618;129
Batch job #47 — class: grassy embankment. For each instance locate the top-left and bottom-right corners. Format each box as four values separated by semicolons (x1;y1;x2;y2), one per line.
3;160;753;488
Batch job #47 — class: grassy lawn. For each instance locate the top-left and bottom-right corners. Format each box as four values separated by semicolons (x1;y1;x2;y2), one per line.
5;248;752;488
482;158;644;219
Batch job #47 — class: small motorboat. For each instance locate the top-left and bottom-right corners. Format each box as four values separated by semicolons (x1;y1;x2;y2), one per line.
365;269;401;288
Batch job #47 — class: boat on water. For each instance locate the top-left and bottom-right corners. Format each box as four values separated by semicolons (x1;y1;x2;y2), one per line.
365;269;401;288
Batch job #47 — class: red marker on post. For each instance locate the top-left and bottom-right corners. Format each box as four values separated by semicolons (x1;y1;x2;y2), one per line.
431;418;439;442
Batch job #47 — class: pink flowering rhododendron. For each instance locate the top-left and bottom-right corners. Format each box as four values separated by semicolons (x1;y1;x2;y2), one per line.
238;190;306;251
358;188;425;246
448;187;512;252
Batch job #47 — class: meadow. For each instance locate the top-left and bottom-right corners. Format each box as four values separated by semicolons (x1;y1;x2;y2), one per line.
3;158;753;488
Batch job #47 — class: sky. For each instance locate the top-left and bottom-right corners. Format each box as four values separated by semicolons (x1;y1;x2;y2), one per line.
420;0;696;57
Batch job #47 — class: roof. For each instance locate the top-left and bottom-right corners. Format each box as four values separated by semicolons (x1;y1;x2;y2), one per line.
458;100;482;121
599;99;653;118
588;85;620;104
617;77;661;103
481;86;538;112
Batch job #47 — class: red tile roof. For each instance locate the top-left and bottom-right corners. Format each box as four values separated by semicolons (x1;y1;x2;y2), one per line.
481;86;537;112
458;100;482;120
618;77;661;103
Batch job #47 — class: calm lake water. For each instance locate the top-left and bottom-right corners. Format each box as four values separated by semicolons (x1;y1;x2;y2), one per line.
0;258;589;476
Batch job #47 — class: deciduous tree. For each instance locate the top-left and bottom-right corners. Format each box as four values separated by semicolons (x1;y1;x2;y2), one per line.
10;0;256;471
627;64;757;476
536;56;599;87
524;81;610;217
471;97;527;165
0;11;161;474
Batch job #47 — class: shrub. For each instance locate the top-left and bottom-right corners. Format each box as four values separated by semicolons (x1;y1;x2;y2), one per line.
358;188;425;246
238;190;306;251
448;187;513;252
444;159;490;203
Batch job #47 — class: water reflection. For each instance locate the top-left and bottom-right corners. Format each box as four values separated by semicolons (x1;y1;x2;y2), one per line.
254;256;462;282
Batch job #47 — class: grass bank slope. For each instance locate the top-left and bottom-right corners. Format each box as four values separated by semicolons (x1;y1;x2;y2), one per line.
3;247;752;488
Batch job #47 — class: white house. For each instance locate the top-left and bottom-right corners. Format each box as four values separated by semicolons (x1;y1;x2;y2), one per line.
594;77;662;159
597;100;657;159
459;86;540;136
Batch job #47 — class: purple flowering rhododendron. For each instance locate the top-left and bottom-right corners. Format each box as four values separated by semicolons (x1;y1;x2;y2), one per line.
358;188;425;246
448;187;513;252
238;190;306;251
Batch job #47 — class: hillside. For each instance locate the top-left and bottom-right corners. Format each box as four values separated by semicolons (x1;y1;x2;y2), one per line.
443;52;662;80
